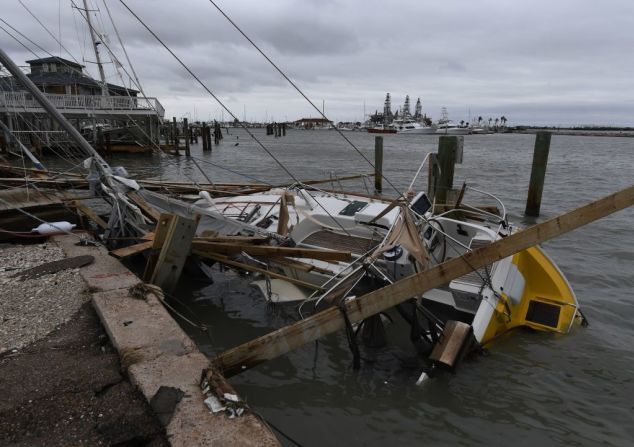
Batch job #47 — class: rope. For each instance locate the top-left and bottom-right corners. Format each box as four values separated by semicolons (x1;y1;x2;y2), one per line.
338;301;360;370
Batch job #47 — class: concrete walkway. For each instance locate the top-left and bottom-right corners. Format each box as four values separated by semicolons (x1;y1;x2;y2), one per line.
54;235;279;446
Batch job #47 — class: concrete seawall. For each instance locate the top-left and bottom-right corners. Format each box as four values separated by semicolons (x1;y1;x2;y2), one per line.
54;235;280;446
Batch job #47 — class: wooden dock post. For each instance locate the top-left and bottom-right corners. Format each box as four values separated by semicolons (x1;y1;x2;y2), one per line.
427;153;438;198
96;127;104;154
374;136;383;194
147;213;200;294
172;117;180;156
202;123;208;151
282;123;286;136
183;118;191;157
525;131;552;217
436;136;459;204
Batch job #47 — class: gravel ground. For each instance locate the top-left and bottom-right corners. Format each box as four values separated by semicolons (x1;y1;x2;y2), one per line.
0;242;88;354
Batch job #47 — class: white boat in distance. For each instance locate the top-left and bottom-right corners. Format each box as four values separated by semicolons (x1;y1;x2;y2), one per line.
391;119;436;134
435;120;470;135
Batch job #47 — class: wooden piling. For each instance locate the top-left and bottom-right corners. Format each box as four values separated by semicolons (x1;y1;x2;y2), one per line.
202;123;208;151
208;124;214;149
374;136;383;194
96;127;104;154
172;117;180;156
183;118;190;157
436;136;459;204
525;131;551;217
147;213;199;294
427;153;438;198
104;132;112;157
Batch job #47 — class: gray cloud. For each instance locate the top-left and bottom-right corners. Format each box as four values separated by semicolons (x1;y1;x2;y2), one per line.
1;0;633;125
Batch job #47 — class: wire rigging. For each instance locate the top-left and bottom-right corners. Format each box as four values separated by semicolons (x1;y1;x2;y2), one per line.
117;0;354;237
205;0;406;200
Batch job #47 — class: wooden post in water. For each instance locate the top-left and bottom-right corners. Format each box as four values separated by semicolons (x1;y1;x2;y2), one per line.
525;131;551;217
104;132;112;157
183;117;191;157
436;135;459;204
374;136;383;194
427;153;438;198
202;123;208;151
96;126;104;154
172;117;180;156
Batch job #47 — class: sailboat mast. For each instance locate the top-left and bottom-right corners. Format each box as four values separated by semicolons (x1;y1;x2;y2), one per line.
83;0;108;96
0;47;111;176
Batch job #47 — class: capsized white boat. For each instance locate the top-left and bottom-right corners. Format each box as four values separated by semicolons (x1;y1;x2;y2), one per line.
190;158;582;349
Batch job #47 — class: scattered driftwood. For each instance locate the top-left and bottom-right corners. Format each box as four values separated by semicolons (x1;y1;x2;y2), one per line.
11;255;94;280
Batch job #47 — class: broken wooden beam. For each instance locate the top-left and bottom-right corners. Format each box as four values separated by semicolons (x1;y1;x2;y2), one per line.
212;184;634;377
110;240;154;259
147;213;200;293
72;200;108;229
191;250;322;290
191;241;352;262
127;191;161;221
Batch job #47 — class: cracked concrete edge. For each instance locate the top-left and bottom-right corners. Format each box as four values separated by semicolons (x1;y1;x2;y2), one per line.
52;235;281;447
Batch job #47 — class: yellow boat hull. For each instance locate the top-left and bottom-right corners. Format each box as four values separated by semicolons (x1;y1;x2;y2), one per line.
481;245;579;345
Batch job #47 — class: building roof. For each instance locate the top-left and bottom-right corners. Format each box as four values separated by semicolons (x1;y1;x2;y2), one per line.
25;56;84;69
294;117;332;124
0;71;138;94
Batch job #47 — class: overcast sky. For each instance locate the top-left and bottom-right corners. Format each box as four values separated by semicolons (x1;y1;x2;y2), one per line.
2;0;634;126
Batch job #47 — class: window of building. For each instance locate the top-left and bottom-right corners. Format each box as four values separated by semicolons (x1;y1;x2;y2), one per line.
50;64;57;72
41;63;49;72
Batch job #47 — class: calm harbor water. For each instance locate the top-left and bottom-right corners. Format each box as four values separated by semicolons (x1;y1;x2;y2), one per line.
103;131;633;446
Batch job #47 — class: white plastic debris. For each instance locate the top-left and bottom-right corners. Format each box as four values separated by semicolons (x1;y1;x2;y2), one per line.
203;396;226;413
223;393;239;403
415;371;429;386
32;221;75;235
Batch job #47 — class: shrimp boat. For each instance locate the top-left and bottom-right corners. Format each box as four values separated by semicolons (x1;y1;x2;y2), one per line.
179;154;581;349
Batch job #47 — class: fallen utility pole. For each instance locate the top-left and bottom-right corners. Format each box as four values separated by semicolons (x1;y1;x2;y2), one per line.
212;184;634;377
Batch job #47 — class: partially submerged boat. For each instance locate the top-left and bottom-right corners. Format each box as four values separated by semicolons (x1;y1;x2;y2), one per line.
185;158;581;349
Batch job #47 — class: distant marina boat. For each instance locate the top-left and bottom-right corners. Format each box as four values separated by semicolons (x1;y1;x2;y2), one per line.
391;119;436;134
367;125;397;134
435;107;470;135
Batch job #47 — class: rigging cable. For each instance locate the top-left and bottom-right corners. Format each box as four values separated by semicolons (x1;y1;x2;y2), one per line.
118;0;354;237
204;0;406;201
17;0;82;66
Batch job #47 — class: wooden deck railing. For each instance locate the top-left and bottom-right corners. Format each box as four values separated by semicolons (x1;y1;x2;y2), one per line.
0;91;164;117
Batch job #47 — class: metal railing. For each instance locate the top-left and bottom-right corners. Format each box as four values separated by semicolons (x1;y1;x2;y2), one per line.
0;91;164;117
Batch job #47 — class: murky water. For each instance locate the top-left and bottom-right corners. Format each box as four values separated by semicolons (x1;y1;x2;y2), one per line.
103;131;633;446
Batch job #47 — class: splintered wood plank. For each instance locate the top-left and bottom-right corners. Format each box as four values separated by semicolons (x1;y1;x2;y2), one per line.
127;191;161;221
212;184;634;377
191;241;352;262
149;213;200;293
143;214;176;281
191;249;322;290
73;200;108;229
110;240;154;259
